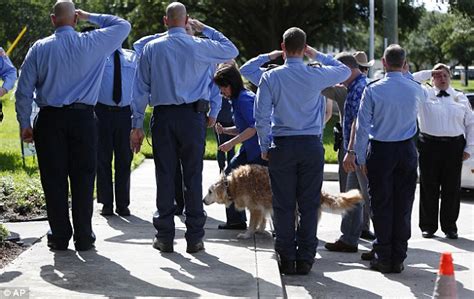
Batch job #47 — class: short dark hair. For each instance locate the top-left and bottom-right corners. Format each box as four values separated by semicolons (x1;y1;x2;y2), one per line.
383;44;405;68
213;64;244;99
335;52;359;69
283;27;306;54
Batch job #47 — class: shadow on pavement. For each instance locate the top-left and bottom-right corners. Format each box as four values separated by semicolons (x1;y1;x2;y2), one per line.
39;249;198;297
0;271;22;283
104;214;154;244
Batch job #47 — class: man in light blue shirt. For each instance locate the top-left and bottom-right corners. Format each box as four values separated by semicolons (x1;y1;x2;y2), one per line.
15;1;130;252
352;44;425;273
0;47;17;122
130;2;238;254
254;27;350;275
95;48;137;217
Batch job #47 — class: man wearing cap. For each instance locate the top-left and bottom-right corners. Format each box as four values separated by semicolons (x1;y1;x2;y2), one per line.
95;47;137;217
0;48;17;123
412;64;474;240
325;53;370;253
350;44;426;273
15;1;131;251
130;2;238;254
255;27;350;275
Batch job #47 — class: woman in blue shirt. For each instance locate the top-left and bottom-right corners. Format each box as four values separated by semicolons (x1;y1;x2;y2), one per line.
213;64;267;230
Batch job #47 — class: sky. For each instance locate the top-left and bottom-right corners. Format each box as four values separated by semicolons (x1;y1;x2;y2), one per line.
413;0;449;13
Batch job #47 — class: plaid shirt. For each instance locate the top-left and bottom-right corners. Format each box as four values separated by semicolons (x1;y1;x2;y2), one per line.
343;73;367;150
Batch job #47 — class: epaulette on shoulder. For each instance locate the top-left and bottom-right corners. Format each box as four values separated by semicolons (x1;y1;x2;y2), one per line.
264;64;280;72
454;88;463;93
367;78;381;86
307;62;322;68
409;78;421;85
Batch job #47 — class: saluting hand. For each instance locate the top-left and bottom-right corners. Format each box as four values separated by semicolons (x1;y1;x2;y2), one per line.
21;127;34;143
75;9;90;21
188;18;205;33
304;45;318;60
268;50;283;60
130;128;145;154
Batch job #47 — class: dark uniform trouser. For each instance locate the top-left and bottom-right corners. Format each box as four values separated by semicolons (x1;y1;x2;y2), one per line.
214;121;235;172
34;106;97;246
151;104;207;244
269;135;324;262
95;104;132;209
418;134;464;234
366;139;417;264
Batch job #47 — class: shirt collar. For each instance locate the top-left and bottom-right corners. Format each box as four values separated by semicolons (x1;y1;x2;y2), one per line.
385;71;403;78
285;57;304;65
348;73;366;91
168;27;187;35
55;26;75;34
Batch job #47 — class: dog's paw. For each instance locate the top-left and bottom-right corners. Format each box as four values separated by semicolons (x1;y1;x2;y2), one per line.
237;231;254;239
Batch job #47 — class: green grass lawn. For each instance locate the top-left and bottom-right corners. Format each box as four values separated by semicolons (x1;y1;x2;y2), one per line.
451;79;474;93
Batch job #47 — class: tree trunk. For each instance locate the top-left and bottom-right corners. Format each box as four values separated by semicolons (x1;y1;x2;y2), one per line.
464;64;469;87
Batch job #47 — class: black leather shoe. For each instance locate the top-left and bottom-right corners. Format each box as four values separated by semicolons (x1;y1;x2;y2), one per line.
279;259;296;275
360;230;376;240
296;260;313;275
369;259;392;273
115;207;131;216
152;238;174;253
392;262;404;273
47;241;68;251
101;205;114;216
325;240;358;252
186;241;204;253
75;242;95;251
218;223;247;230
445;231;458;239
422;231;435;238
361;249;375;261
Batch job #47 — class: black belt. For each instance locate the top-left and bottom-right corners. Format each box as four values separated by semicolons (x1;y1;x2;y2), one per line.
42;103;93;111
274;135;321;141
96;103;131;111
420;133;464;142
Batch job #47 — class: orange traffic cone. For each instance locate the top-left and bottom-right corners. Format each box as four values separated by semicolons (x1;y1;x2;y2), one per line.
433;252;457;299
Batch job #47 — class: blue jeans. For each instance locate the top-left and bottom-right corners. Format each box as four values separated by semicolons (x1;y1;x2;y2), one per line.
339;168;370;246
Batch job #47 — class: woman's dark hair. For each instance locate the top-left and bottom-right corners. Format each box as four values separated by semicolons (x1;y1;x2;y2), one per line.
213;64;244;99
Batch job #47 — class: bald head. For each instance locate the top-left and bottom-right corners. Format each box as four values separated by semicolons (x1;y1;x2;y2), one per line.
165;2;187;27
52;1;77;28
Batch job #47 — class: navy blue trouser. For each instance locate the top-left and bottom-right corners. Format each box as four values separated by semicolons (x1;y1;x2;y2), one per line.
269;135;324;262
174;160;184;211
95;104;132;209
366;139;417;264
223;150;267;225
151;104;207;244
34;106;97;246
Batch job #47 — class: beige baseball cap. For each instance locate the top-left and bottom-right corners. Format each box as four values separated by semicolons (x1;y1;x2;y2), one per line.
353;51;374;67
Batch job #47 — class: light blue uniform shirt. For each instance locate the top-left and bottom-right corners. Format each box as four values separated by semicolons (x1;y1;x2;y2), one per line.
240;53;270;86
15;14;131;129
133;33;166;57
0;48;17;92
98;49;137;107
354;72;426;165
131;26;238;128
254;53;351;153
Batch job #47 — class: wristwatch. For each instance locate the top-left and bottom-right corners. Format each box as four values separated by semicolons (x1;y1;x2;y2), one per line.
348;149;356;155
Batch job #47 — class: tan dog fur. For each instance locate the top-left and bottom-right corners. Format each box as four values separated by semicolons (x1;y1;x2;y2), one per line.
203;164;363;239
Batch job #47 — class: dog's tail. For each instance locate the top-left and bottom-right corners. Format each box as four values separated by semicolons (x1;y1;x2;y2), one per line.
320;189;363;211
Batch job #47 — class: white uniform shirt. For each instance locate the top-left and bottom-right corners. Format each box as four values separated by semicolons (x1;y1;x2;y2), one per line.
413;70;474;155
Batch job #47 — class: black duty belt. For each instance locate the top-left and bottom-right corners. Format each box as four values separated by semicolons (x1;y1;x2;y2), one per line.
420;133;464;142
42;103;94;111
95;103;131;111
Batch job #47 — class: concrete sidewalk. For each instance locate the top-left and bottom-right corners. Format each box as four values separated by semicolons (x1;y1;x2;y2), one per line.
0;160;282;298
1;161;473;298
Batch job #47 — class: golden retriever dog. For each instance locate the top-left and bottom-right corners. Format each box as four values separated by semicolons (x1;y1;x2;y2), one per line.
203;164;363;239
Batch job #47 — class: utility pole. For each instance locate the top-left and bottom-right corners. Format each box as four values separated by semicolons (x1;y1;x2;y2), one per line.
383;0;398;48
369;0;375;78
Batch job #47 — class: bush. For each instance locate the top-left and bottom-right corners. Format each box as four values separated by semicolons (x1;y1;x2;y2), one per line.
0;224;9;244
